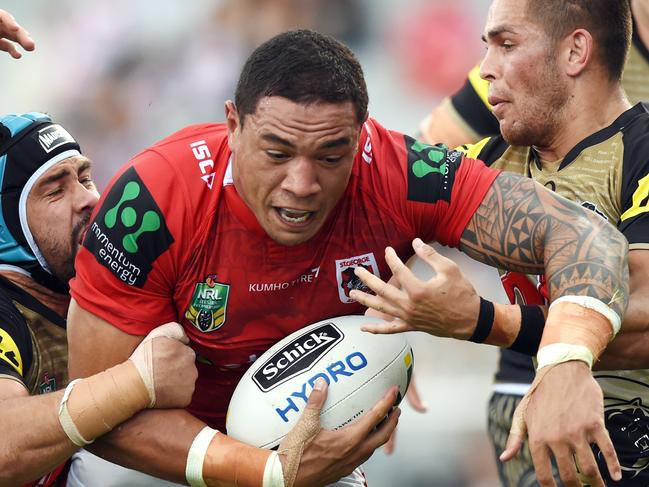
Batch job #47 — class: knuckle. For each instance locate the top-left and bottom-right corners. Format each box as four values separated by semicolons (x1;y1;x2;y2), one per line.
589;419;605;432
402;302;417;319
580;463;599;478
535;471;554;485
528;437;547;451
409;288;428;303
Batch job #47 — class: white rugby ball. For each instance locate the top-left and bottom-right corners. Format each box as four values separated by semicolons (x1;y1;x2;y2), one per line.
226;315;414;449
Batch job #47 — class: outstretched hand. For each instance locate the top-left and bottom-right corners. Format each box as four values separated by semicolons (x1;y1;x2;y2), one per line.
350;238;480;340
0;9;35;59
501;361;620;487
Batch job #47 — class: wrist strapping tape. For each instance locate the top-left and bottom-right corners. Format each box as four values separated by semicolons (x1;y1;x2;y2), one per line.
537;343;594;370
186;426;219;487
263;451;286;487
58;379;94;447
549;295;621;336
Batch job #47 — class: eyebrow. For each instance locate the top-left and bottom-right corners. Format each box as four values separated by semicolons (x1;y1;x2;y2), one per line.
261;133;351;150
36;157;93;188
481;25;517;42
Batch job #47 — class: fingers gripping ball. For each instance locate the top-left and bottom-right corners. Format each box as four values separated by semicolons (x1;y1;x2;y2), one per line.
129;322;190;407
276;381;325;487
226;315;414;449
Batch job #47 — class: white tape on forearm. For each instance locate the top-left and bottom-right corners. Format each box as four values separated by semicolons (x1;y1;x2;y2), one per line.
537;343;594;370
186;426;219;487
57;379;94;447
263;451;286;487
549;295;621;335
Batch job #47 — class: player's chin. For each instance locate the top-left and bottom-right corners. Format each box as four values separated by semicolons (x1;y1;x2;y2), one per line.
269;227;320;246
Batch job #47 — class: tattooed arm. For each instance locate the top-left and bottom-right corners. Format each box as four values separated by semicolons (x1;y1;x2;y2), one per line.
461;171;625;487
352;171;628;340
352;171;628;487
459;171;629;317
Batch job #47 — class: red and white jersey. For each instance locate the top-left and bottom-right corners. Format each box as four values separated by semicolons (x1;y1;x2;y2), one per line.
70;118;498;429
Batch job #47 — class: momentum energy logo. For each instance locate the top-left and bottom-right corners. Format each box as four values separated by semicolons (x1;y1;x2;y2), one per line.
84;167;174;287
253;323;344;392
405;135;457;204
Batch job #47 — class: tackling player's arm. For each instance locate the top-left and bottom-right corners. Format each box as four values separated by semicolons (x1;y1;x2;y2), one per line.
0;317;195;486
353;165;628;487
67;299;399;487
459;170;627;486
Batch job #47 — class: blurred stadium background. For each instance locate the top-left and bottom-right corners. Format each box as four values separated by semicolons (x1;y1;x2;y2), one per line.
2;1;509;485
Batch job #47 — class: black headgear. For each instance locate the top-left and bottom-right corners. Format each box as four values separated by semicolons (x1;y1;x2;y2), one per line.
0;112;81;291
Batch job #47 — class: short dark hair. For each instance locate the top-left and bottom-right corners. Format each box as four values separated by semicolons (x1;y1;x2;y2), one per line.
234;29;368;126
526;0;631;81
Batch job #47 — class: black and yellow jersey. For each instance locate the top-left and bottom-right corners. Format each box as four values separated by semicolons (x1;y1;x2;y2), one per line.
447;20;649;141
0;275;68;394
461;103;649;482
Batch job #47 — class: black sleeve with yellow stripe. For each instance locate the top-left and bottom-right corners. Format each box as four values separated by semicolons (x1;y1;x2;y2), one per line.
455;134;509;167
618;107;649;249
0;289;32;385
449;65;500;139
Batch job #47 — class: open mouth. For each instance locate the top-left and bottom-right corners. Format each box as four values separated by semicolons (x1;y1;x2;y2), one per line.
275;207;315;225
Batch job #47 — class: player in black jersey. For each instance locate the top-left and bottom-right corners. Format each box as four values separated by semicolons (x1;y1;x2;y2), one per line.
419;2;649;149
0;14;198;485
353;1;649;486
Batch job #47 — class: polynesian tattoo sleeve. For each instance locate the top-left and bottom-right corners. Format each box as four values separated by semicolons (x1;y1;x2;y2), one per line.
460;171;629;318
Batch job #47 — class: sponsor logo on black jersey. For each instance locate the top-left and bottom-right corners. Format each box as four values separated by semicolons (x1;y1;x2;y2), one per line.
83;167;174;287
253;323;344;392
405;135;457;204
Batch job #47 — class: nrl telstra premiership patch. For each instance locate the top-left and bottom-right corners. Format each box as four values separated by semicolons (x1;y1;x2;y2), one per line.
185;274;230;333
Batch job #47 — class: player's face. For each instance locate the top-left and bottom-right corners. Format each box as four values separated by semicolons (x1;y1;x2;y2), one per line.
227;97;361;246
27;156;99;282
480;0;569;146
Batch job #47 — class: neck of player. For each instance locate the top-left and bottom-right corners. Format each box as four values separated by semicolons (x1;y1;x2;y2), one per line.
533;84;630;164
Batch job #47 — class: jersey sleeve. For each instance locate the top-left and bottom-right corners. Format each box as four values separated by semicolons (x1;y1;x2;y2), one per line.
618;146;649;249
361;119;500;248
0;293;32;385
70;150;190;335
449;65;500;139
